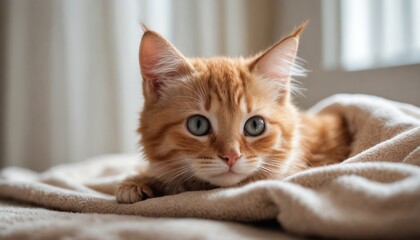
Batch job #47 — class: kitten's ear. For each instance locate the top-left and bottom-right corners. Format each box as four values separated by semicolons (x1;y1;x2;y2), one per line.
250;22;307;95
139;28;194;100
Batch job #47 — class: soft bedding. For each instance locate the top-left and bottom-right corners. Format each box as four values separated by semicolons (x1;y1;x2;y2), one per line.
1;94;419;239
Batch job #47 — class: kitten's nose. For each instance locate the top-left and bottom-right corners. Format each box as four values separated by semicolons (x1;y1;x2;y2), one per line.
219;153;241;167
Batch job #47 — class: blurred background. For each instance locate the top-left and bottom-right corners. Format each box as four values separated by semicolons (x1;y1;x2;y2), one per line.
1;0;419;171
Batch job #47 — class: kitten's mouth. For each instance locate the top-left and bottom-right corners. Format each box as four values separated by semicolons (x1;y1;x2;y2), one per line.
212;170;239;178
196;159;259;187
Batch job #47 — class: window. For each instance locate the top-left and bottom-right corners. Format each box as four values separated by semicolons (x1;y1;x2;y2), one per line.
322;0;420;71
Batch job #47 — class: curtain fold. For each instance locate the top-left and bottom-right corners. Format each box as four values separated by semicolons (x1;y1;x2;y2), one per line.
325;0;420;70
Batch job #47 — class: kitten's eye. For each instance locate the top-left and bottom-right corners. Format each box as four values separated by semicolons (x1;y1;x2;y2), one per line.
244;116;265;136
187;115;211;136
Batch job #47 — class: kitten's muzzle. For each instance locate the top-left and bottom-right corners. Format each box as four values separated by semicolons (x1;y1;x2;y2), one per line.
218;153;242;167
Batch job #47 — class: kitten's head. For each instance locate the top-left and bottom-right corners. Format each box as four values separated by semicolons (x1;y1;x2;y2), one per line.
138;23;306;187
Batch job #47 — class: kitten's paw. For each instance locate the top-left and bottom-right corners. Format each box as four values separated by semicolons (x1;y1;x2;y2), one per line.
116;180;154;204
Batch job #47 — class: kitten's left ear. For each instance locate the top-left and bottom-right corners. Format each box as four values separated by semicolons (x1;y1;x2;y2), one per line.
139;25;194;101
250;21;307;89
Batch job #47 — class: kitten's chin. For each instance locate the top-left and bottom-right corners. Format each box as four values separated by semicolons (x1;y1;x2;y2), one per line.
204;172;247;187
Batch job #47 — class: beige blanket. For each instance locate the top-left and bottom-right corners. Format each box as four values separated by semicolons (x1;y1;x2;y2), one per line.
1;94;420;239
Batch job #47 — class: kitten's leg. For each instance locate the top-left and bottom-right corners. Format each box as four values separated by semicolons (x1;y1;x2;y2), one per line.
116;175;162;204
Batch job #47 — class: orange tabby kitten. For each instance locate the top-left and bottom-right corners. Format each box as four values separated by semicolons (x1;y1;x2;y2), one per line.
116;23;351;204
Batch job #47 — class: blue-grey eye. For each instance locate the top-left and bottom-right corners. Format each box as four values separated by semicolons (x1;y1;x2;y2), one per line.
244;116;265;136
187;115;211;136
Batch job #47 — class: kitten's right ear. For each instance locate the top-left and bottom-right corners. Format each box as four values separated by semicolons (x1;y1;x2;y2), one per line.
139;29;194;100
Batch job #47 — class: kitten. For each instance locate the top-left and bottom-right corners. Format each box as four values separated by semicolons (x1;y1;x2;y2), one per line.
116;23;351;204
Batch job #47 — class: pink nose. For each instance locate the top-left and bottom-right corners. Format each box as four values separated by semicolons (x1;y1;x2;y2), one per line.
219;153;241;167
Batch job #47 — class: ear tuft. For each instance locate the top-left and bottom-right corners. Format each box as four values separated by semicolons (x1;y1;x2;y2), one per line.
140;22;150;33
290;20;308;38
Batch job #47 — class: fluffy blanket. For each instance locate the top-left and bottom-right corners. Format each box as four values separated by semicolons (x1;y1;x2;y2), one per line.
1;94;419;239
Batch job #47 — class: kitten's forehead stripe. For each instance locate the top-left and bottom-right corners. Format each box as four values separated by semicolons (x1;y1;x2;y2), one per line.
201;60;248;114
205;93;211;111
209;75;223;103
204;74;212;111
239;70;253;113
235;91;243;107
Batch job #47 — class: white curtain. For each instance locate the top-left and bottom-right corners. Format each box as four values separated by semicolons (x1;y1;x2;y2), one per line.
2;0;279;171
323;0;420;70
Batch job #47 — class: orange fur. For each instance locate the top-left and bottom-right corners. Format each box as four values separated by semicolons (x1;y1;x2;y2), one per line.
116;23;351;204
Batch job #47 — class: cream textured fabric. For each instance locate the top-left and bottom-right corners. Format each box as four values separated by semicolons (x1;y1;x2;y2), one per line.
1;94;419;239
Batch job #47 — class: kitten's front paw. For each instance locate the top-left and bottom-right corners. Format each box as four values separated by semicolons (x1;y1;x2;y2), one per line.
116;180;154;204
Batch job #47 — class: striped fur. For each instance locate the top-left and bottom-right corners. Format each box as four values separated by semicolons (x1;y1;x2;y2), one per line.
116;22;351;204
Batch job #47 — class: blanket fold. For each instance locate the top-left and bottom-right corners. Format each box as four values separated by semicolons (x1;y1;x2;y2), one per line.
1;94;420;239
